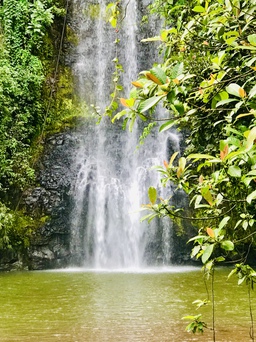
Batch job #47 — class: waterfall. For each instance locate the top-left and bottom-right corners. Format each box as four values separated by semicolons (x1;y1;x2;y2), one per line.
70;0;177;269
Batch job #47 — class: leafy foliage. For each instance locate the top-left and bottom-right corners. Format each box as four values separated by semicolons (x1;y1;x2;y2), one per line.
0;0;72;253
110;0;256;338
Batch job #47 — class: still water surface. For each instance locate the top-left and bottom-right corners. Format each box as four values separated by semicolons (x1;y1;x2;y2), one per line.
0;266;254;341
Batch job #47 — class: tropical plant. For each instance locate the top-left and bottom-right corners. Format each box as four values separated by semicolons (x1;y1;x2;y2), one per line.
0;0;69;253
107;0;256;339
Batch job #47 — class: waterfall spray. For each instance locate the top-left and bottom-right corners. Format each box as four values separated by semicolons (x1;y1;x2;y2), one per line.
70;0;177;269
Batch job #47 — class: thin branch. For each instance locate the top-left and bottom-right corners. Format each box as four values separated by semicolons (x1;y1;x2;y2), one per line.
160;204;236;221
235;232;256;244
211;267;216;342
249;285;255;342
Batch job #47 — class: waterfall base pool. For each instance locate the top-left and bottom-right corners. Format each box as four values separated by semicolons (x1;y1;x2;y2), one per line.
0;267;254;341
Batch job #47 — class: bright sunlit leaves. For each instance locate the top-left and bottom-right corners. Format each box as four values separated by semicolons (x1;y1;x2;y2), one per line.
177;157;186;178
201;186;214;206
148;186;157;205
226;83;246;98
120;98;135;108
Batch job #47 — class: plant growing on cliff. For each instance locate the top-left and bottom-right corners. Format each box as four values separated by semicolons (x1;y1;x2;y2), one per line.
0;0;72;254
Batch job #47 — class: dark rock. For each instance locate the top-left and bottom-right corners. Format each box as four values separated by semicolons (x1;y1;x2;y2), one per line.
24;128;84;270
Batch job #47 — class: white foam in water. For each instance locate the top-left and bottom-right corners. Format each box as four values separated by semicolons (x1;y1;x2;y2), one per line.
46;266;200;274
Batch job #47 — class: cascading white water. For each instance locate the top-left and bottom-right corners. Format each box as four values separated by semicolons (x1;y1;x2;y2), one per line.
70;0;178;269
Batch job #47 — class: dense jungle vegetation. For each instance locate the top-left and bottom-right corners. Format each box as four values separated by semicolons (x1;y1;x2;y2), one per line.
1;0;256;339
0;0;78;254
106;0;256;339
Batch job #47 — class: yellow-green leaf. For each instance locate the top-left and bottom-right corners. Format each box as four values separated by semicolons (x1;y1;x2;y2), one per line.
201;186;214;206
169;152;179;167
148;186;157;205
246;126;256;150
188;153;215;160
192;5;205;13
177;157;186;178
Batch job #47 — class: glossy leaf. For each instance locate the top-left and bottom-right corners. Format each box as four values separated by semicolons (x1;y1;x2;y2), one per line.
221;240;234;251
177;157;186;178
138;95;165;113
169;152;179;167
219;216;230;229
159;120;176;132
201;186;214;206
216;98;238;107
246;190;256;204
226;83;245;98
148;186;157;205
170;62;184;80
248;34;256;47
188;153;214;160
246;126;256;150
249;84;256;99
146;72;163;85
120;98;135;108
227;165;241;178
192;5;205;13
145;66;167;85
202;244;214;264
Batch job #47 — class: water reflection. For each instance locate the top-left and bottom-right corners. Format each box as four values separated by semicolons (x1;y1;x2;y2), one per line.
0;268;254;341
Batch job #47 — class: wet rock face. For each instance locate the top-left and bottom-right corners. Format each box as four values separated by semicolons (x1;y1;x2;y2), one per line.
26;130;80;270
21;126;194;271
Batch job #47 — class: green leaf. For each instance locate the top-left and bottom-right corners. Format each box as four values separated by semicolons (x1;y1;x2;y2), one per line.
246;190;256;204
111;110;127;123
129;114;136;132
226;83;245;98
227;165;241;178
235;45;256;51
177;157;186;178
248;34;256;47
246;126;256;150
150;66;168;84
138;95;165;113
188;153;215;160
202;244;214;264
201;186;214;206
191;245;201;258
238;276;246;285
228;268;237;280
141;36;161;42
226;36;238;45
186;109;197;116
221;240;234;251
245;170;256;177
215;256;225;262
171;62;184;79
188;235;207;243
219;216;230;229
192;5;205;13
216;98;238;107
169;152;179;167
148;186;157;204
159;120;176;132
249;84;256;99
